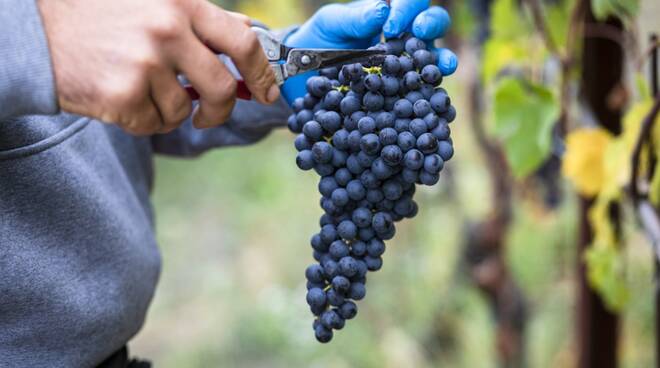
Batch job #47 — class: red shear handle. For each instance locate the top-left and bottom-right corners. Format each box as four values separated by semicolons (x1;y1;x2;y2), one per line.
185;80;252;101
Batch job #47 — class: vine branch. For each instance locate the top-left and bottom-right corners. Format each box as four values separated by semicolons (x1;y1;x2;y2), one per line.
630;95;660;262
522;0;560;58
631;95;660;201
522;0;585;137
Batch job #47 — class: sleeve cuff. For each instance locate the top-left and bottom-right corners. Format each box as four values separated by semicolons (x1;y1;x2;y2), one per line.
0;0;58;120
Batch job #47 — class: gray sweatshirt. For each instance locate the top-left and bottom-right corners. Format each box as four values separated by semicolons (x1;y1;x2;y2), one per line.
0;2;291;367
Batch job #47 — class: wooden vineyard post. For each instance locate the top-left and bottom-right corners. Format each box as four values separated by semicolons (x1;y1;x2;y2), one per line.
576;2;625;367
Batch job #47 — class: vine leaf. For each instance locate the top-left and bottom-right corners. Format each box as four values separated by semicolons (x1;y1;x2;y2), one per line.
651;161;660;206
493;77;558;178
591;0;639;21
577;100;657;312
562;128;613;196
584;240;629;311
481;0;535;83
649;102;660;206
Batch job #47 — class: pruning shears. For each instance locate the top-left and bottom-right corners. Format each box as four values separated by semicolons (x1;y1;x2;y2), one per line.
184;27;386;101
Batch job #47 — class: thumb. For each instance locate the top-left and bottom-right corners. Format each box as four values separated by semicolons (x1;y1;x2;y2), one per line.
320;0;390;42
383;0;430;38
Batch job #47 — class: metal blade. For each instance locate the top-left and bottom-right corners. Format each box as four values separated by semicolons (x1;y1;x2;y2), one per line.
285;49;386;78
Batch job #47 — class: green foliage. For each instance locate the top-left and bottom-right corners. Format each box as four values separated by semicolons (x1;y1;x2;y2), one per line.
545;0;574;50
451;0;477;40
490;0;530;40
481;0;534;83
591;0;639;21
651;160;660;207
584;244;629;311
493;77;558;178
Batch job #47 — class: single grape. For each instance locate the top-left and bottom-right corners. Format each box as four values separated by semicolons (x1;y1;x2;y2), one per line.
393;99;413;118
403;149;424;170
303;120;324;141
363;92;385;112
357;116;377;134
323;90;343;111
383;55;401;75
296;150;315;170
312;142;333;164
337;220;358;240
348;282;366;300
346;180;366;201
338;301;358;320
413;49;434;69
360;133;381;155
421;64;442;84
405;37;426;55
295;134;313;152
413;100;432;118
307;76;332;97
381;145;403;166
424;154;445;174
417;133;439;154
437;140;454;161
305;264;325;284
307;288;328;310
430;92;451;114
403;71;422;90
409;118;428;137
399;55;414;74
329;239;350;260
364;74;383;92
379;127;398;146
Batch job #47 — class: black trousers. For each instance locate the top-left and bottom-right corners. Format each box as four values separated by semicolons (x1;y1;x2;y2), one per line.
96;347;151;368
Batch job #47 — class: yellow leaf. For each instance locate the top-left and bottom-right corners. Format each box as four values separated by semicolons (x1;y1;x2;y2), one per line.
562;128;613;196
651;160;660;206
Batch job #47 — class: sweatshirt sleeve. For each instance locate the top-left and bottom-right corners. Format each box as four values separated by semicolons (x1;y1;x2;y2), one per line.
151;97;292;157
0;0;59;120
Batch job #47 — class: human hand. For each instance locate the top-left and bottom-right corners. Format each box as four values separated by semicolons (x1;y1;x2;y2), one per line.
38;0;281;135
281;0;458;103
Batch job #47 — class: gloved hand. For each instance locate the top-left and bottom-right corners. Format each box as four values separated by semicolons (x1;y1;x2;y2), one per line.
281;0;458;104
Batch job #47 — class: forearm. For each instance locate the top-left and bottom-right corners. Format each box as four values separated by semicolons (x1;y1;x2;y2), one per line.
0;0;59;120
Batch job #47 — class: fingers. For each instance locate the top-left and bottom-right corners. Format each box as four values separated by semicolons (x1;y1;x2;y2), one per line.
191;2;279;106
120;96;164;136
226;11;251;25
319;1;390;42
383;0;430;39
412;6;451;41
174;32;238;128
149;70;193;133
433;47;458;76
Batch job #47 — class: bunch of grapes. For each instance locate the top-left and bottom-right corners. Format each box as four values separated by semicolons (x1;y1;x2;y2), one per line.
287;35;456;343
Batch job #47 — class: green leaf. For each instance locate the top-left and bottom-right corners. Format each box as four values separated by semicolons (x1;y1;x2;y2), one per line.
584;244;629;311
493;78;559;178
491;0;530;40
546;0;575;49
481;39;528;84
591;0;639;20
650;160;660;207
452;0;478;40
635;73;651;100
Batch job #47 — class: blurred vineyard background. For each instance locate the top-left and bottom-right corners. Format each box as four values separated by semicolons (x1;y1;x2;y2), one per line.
132;0;660;367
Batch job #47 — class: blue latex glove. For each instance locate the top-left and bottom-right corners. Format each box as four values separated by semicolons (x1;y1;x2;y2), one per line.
281;0;458;104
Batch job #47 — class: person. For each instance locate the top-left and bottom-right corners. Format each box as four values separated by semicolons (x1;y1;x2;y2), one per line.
0;0;457;366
